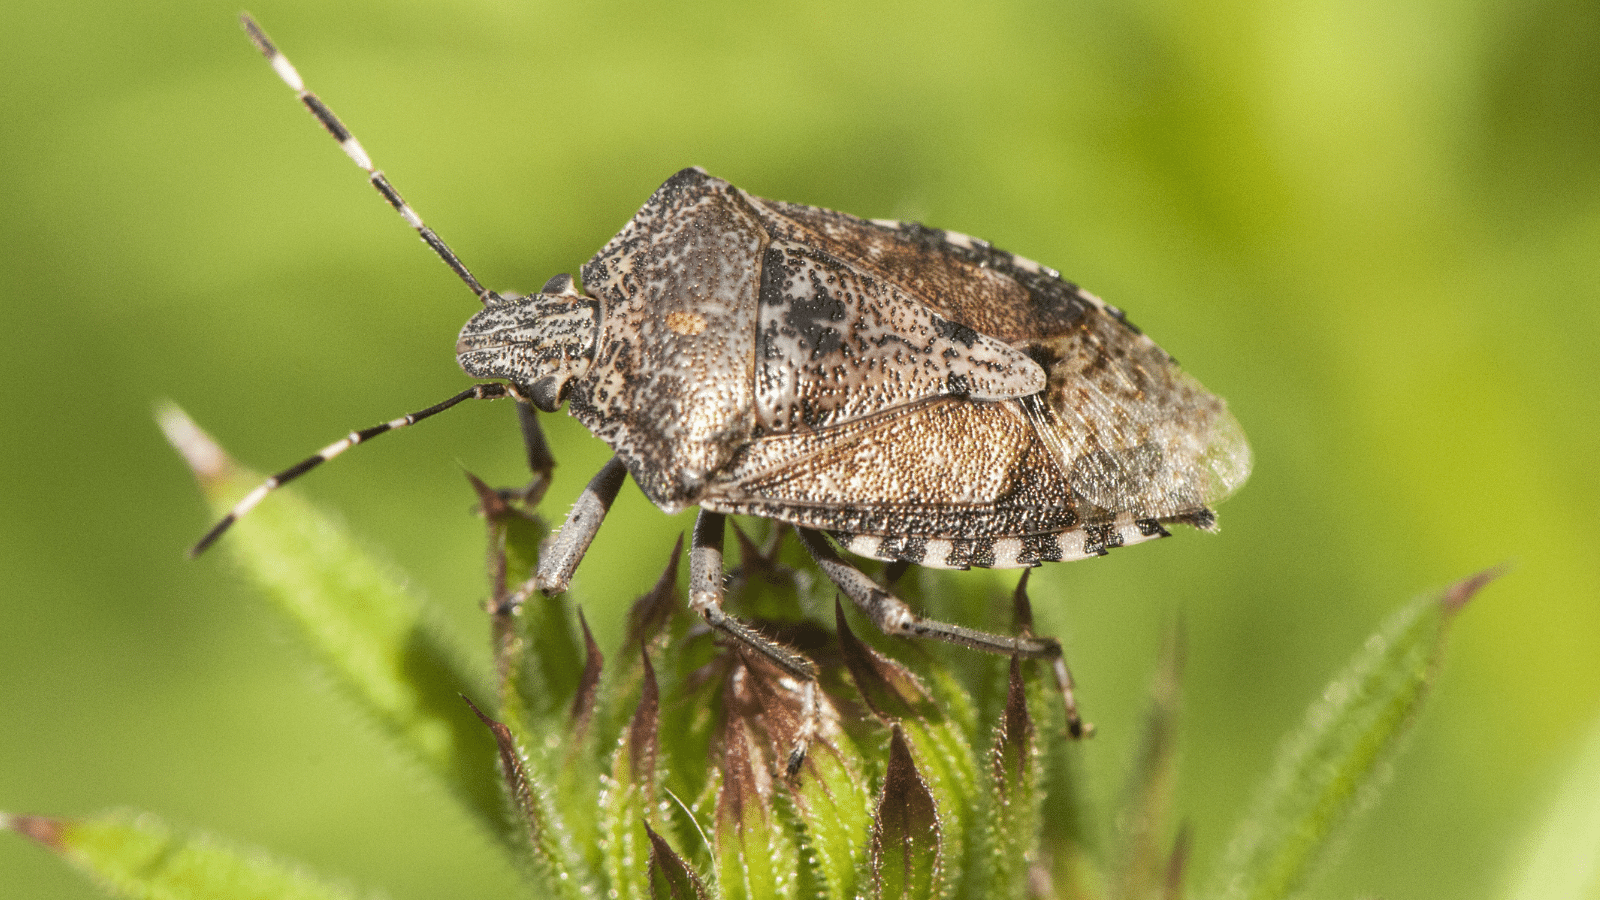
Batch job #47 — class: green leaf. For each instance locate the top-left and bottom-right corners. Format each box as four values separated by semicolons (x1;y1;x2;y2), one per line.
872;725;943;900
1024;578;1101;898
1505;707;1600;900
470;471;607;895
1109;626;1185;900
5;809;362;900
1202;568;1501;900
974;658;1044;900
786;728;873;899
159;406;503;839
710;658;804;900
647;823;710;900
468;469;589;733
462;698;600;900
600;649;664;900
837;602;980;893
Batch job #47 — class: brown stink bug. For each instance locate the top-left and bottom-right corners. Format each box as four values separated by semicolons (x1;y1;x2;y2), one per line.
197;15;1252;758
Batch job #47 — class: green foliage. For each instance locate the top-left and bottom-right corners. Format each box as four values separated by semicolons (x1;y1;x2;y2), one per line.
3;1;1598;896
873;727;944;899
1202;571;1499;900
5;417;1514;900
154;406;503;837
1;810;361;900
1505;710;1600;900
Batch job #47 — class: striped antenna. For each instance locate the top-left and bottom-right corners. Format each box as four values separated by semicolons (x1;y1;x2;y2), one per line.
239;13;499;306
188;383;518;557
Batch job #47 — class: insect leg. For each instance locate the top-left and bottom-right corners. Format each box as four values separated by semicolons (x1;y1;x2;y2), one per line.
516;402;556;480
490;401;556;508
797;528;1087;737
883;559;913;586
535;456;630;594
689;512;817;682
690;510;819;774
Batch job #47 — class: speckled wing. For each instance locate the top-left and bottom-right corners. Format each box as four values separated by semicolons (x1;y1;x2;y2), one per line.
754;239;1045;434
1018;309;1251;523
704;191;1251;568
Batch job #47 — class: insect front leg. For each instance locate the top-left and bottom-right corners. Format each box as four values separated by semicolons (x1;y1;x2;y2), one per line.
535;456;629;594
517;402;556;481
796;528;1089;737
690;510;819;774
479;401;558;510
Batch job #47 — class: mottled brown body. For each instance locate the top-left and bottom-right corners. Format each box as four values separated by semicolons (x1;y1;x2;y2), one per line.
476;167;1251;570
216;15;1252;747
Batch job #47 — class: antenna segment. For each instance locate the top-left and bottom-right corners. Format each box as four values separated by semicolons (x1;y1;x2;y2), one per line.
239;13;499;306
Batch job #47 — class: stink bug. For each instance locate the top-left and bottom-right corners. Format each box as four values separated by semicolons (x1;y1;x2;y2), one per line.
199;15;1251;752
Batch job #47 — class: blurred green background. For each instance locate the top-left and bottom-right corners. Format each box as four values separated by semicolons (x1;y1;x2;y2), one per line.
3;0;1597;897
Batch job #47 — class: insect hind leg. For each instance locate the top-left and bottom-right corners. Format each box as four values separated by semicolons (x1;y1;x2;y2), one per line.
797;528;1089;737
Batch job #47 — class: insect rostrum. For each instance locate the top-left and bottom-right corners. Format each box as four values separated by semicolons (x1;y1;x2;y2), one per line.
206;14;1251;750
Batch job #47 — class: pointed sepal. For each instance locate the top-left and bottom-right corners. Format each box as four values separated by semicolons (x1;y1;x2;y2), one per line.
872;725;943;899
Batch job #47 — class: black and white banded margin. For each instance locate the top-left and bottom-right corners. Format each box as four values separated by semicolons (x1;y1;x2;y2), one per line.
239;13;498;306
837;513;1194;570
